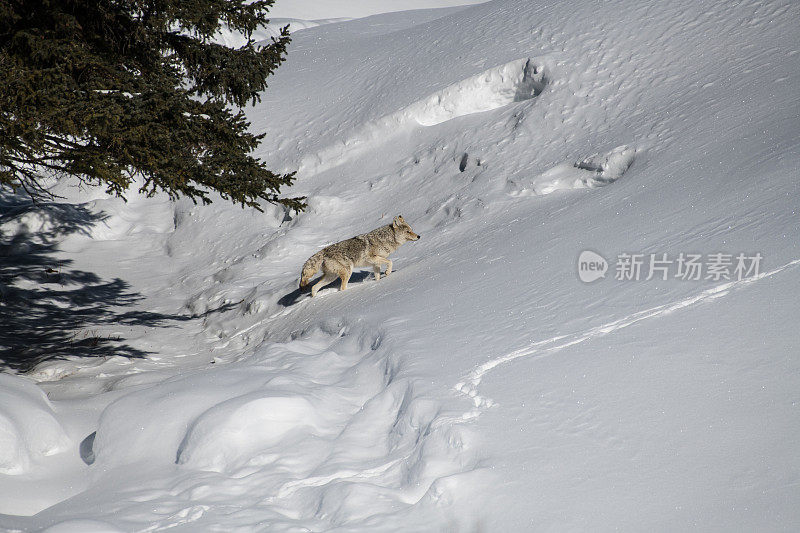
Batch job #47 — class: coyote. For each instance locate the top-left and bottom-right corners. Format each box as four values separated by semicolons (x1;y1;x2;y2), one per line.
300;215;421;296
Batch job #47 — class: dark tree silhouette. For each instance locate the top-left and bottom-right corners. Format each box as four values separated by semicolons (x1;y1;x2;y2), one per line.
0;0;303;211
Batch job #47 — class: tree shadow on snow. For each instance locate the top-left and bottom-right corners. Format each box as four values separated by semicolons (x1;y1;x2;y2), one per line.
0;192;187;373
277;271;373;307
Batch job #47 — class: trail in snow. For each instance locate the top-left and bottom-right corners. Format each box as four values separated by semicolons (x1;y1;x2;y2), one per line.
456;258;800;411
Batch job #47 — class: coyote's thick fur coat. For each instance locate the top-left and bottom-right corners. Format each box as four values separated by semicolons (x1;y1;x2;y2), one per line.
300;215;421;296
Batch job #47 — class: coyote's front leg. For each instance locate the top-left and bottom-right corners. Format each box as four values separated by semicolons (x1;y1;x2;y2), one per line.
311;272;336;297
368;256;392;280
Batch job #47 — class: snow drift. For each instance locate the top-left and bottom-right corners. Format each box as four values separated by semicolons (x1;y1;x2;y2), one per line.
0;375;69;475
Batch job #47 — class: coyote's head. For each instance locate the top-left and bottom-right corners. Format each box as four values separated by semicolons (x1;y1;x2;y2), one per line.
392;215;421;242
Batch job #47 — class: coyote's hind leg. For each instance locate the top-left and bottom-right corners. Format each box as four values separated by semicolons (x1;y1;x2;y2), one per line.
338;267;353;291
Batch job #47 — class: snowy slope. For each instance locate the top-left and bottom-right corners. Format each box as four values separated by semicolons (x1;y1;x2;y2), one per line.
2;0;800;531
265;0;488;20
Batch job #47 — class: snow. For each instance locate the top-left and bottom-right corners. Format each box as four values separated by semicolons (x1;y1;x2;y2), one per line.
265;0;487;21
40;519;124;533
0;375;69;475
2;0;800;530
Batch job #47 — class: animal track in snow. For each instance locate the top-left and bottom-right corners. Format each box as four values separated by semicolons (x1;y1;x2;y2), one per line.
299;58;546;175
456;257;800;415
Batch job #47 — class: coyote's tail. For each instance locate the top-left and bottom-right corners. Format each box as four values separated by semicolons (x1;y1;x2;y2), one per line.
300;250;324;287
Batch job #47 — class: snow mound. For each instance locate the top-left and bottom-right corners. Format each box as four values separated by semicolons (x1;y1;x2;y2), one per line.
0;374;70;474
300;58;546;175
408;57;546;127
90;367;275;469
508;144;636;196
575;144;636;185
176;394;325;472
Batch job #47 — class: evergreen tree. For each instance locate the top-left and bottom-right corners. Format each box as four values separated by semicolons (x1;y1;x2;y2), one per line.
0;0;304;211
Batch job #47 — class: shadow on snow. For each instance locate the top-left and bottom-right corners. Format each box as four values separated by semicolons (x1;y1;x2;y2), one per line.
0;192;187;373
277;271;373;307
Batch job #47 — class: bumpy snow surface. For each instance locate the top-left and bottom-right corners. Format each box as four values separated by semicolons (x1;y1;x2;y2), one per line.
2;0;799;531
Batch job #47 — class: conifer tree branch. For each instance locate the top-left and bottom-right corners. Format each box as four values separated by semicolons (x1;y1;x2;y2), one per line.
0;0;304;211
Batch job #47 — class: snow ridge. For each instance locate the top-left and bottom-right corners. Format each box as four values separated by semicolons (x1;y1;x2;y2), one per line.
299;57;547;176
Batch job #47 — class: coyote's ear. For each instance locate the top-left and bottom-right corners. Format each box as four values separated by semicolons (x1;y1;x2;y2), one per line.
392;215;402;228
